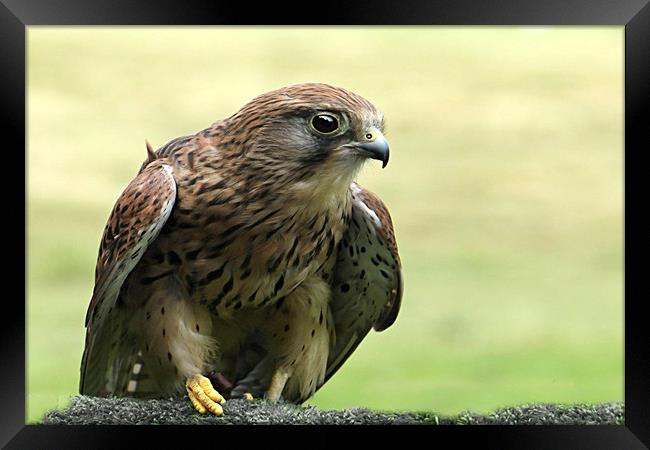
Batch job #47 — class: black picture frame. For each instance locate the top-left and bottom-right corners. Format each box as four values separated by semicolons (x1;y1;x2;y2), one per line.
5;0;648;448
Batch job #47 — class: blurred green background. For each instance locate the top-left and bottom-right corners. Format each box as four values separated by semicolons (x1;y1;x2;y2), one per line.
27;27;623;423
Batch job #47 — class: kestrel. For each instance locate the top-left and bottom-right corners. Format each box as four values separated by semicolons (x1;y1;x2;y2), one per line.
79;83;403;415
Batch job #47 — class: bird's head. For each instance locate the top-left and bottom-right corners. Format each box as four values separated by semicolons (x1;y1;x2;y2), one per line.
223;83;389;198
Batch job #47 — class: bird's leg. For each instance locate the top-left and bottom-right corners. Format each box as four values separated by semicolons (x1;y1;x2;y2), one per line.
261;276;332;403
186;374;226;415
266;368;291;402
137;277;223;414
206;371;255;400
206;371;234;398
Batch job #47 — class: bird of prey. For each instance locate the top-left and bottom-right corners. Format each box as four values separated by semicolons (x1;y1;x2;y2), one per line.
79;83;403;415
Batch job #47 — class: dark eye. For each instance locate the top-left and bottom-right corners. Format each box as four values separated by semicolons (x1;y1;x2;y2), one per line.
311;114;339;134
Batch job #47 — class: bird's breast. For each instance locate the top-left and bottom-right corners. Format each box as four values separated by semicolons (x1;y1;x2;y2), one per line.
158;191;351;320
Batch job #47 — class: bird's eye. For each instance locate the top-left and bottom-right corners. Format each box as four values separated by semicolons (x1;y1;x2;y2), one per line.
311;114;340;134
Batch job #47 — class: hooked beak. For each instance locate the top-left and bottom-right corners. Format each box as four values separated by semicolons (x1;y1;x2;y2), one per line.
358;127;389;168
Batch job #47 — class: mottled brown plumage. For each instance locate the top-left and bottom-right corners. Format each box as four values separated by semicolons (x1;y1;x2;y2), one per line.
80;83;403;413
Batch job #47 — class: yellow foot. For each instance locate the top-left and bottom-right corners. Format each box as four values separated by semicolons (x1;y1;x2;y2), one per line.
186;374;226;415
243;392;254;401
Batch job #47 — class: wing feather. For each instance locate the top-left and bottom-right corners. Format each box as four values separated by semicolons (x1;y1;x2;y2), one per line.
319;183;403;393
79;161;176;395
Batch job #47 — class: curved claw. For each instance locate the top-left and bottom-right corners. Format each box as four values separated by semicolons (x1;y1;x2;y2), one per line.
186;374;226;415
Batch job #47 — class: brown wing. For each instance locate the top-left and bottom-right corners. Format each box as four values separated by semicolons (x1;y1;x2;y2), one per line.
79;160;177;396
317;183;403;396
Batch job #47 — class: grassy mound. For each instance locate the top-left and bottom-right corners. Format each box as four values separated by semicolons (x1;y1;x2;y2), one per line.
41;396;624;425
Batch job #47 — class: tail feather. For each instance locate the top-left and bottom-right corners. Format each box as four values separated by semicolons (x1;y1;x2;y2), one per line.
79;309;140;397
